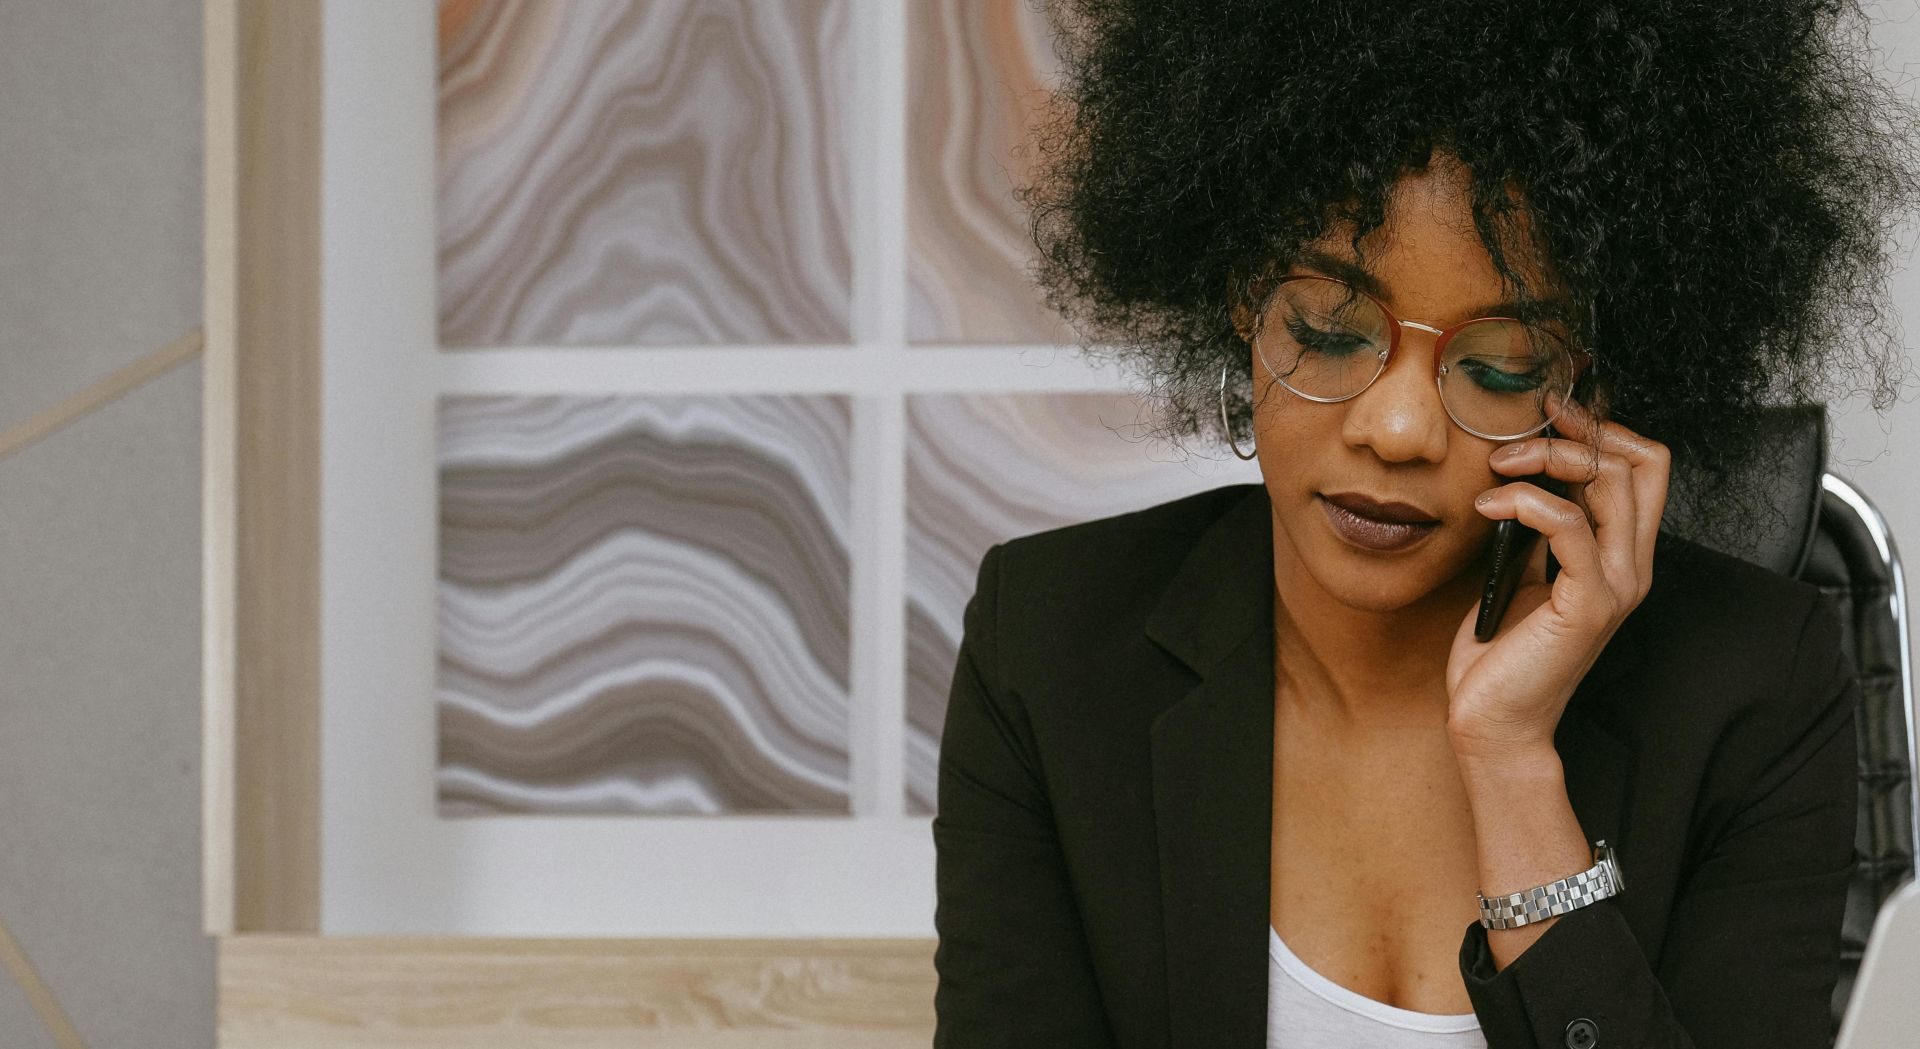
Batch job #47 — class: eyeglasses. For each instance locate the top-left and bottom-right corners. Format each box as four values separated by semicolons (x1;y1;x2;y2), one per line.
1247;274;1594;440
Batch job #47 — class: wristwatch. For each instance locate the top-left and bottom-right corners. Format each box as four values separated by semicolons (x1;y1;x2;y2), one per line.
1477;839;1626;930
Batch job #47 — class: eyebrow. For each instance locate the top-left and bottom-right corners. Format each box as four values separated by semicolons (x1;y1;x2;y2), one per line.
1286;248;1575;324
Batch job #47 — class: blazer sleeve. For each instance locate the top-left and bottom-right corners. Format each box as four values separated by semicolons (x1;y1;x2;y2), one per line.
1456;588;1862;1049
931;542;1117;1049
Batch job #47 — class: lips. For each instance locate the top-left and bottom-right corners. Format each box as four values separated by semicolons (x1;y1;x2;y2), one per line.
1318;495;1439;552
1319;491;1440;525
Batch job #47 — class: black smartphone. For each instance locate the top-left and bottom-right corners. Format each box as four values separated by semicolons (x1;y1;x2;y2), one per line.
1474;423;1567;642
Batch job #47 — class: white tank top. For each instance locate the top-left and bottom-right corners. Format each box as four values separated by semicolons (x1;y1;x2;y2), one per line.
1268;925;1489;1048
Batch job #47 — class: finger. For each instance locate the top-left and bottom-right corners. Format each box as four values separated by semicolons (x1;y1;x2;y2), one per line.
1490;437;1640;601
1475;479;1613;622
1546;390;1670;593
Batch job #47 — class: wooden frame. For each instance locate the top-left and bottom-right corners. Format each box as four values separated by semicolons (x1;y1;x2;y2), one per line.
202;0;323;937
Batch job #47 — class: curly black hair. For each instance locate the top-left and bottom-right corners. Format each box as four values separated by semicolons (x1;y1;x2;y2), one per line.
1016;0;1920;551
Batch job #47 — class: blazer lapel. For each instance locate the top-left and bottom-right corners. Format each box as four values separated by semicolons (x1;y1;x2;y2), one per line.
1145;485;1278;1049
1141;483;1642;1049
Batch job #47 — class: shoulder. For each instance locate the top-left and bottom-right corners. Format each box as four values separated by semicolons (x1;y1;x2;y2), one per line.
966;482;1256;688
1633;527;1833;661
1598;527;1853;783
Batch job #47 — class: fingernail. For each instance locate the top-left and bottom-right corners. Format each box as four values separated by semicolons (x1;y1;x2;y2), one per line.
1476;490;1493;505
1493;443;1525;460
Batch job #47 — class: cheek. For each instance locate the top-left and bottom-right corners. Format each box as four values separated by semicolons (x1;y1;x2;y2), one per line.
1252;422;1324;499
1247;389;1328;455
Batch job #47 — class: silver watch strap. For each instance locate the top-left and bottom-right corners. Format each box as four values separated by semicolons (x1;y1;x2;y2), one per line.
1477;839;1624;930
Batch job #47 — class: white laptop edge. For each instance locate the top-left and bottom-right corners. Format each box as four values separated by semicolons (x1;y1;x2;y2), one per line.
1834;874;1920;1048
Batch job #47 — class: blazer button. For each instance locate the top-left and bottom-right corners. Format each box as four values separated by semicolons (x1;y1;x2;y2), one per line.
1564;1017;1599;1048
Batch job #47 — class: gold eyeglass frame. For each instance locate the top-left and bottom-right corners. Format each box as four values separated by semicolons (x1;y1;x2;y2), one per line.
1234;273;1595;444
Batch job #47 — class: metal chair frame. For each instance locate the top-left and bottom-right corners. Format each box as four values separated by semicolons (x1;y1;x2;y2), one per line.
1822;471;1920;864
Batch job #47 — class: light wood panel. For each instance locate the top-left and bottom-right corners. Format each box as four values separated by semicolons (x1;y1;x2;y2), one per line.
202;0;323;934
218;935;938;1048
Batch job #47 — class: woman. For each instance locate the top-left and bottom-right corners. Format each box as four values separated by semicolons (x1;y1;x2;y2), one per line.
931;2;1920;1047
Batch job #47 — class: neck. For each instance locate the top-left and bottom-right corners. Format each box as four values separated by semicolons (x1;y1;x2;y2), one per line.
1270;516;1488;729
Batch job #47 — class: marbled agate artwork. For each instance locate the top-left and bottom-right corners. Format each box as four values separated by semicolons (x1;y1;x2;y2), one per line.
429;2;1253;822
907;0;1070;345
437;0;854;347
436;395;853;816
903;393;1265;814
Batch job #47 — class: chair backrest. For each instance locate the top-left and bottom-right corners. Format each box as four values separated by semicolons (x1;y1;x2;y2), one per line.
1659;403;1918;1036
1808;472;1917;1031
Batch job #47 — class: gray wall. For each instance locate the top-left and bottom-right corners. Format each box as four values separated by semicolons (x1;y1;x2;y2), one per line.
0;1;213;1047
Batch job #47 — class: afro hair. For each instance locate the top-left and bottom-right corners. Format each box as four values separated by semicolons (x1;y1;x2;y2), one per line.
1016;0;1920;550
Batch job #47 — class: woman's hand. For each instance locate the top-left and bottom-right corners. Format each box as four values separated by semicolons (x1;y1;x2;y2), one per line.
1444;390;1672;762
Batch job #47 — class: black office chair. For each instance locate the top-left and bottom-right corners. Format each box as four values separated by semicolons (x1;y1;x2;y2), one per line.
1657;403;1918;1037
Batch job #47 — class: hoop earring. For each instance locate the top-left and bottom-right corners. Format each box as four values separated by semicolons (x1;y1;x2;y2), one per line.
1219;362;1257;460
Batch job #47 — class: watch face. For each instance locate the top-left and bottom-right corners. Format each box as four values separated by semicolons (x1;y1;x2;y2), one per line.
1603;848;1625;892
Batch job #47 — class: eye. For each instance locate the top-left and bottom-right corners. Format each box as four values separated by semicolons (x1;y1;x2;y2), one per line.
1284;315;1370;357
1456;355;1548;393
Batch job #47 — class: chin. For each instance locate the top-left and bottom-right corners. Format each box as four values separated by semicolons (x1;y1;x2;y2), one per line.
1300;528;1480;612
1318;563;1442;612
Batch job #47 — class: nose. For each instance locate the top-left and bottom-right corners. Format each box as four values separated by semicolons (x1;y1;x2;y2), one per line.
1338;322;1452;463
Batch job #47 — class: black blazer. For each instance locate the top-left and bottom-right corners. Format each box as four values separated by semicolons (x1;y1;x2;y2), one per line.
931;482;1860;1049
